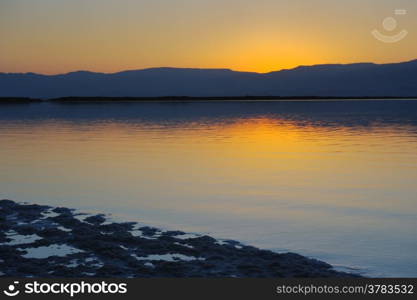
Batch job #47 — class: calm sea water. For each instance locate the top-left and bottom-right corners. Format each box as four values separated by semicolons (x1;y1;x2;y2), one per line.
1;100;416;277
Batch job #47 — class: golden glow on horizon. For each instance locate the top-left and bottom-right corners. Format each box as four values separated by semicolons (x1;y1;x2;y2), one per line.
0;0;417;74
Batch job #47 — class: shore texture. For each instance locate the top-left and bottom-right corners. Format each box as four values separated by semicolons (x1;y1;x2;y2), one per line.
0;200;359;278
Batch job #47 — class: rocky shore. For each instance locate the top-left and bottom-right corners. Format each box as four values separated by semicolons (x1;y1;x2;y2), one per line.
0;200;360;278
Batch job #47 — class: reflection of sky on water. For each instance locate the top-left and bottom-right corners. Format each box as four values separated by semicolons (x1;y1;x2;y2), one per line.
0;100;416;277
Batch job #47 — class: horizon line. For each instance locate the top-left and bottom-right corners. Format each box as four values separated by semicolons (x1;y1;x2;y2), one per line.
1;58;416;77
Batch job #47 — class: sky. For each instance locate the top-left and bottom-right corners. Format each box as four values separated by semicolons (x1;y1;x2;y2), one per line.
0;0;416;74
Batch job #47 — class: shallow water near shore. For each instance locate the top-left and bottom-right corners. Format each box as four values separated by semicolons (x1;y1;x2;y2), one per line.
1;100;416;277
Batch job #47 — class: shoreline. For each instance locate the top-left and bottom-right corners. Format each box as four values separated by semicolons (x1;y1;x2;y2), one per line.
1;96;417;103
0;199;360;278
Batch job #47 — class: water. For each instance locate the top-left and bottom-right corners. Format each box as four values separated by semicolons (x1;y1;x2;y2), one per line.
1;100;416;277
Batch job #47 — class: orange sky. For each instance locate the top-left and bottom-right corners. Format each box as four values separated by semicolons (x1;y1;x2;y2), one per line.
0;0;416;74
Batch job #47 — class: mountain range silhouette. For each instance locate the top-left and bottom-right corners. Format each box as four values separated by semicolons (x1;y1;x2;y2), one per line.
1;60;416;99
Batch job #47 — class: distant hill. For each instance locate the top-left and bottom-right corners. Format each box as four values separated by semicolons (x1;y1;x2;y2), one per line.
1;60;416;99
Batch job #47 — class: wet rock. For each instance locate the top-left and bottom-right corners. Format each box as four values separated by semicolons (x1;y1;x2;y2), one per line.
0;199;361;278
84;214;106;225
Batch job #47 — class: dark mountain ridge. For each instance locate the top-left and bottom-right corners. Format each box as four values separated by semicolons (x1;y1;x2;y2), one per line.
1;60;416;99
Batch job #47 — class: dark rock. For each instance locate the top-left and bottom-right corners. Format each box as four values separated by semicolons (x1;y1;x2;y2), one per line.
0;200;362;278
84;214;106;225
